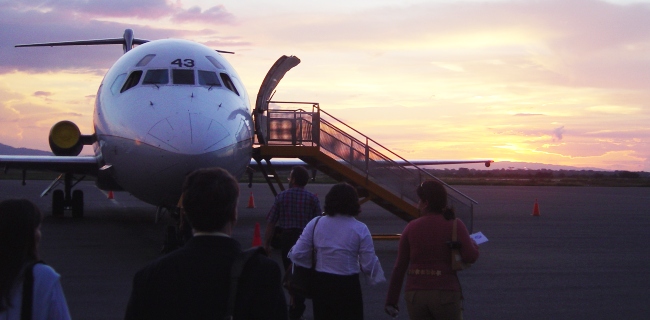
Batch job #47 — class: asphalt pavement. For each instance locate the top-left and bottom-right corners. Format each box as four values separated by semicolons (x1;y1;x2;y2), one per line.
2;180;649;319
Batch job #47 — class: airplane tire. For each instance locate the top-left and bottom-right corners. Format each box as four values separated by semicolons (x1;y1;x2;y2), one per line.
52;190;65;217
71;190;84;218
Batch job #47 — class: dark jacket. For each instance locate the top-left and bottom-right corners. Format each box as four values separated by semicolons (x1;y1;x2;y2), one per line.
125;235;287;320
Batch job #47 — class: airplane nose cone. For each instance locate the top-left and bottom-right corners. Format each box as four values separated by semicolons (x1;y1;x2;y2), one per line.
146;112;231;154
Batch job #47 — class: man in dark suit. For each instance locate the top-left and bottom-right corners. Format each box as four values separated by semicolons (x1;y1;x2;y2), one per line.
125;168;288;320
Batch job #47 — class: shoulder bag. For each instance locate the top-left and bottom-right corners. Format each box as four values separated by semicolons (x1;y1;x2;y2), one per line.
282;216;321;299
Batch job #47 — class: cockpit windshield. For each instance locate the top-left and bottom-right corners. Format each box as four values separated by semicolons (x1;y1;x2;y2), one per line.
199;71;221;87
115;67;242;95
172;69;195;85
143;69;169;85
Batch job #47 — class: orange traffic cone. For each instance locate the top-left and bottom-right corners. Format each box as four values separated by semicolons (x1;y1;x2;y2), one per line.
247;191;256;208
532;199;540;216
252;222;262;247
108;191;114;199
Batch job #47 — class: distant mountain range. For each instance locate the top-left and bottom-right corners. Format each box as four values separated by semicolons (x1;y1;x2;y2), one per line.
405;161;608;172
477;161;608;172
0;143;52;156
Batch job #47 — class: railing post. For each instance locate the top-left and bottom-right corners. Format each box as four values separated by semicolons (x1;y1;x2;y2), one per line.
365;137;370;179
291;111;297;145
297;109;303;145
266;110;271;145
312;108;320;147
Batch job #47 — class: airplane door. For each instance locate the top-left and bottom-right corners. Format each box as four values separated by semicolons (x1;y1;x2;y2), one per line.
254;55;301;144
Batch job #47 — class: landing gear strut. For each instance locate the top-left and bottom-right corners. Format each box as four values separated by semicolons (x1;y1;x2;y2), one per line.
49;173;85;218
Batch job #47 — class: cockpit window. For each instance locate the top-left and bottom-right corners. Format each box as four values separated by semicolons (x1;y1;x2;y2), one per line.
143;69;169;85
220;73;239;96
121;70;143;93
111;73;127;95
172;69;195;85
198;71;221;87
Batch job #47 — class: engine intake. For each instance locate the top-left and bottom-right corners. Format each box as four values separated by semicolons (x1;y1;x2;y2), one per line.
49;121;84;156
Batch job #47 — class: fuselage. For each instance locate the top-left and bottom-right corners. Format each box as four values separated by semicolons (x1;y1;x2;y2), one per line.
93;39;253;207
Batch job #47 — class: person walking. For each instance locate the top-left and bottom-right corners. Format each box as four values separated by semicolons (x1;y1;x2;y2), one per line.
264;166;321;320
384;180;479;320
288;183;385;320
125;168;287;320
0;199;71;320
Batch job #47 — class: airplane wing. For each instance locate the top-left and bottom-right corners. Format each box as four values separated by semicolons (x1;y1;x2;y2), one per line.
396;160;494;167
0;155;100;175
250;159;494;168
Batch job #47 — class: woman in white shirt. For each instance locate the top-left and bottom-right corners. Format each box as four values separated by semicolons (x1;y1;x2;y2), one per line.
288;183;385;320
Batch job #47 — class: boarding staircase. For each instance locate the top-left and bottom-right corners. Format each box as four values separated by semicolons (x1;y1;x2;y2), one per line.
252;102;478;234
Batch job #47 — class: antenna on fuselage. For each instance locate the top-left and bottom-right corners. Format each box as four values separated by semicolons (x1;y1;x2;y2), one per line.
15;29;149;54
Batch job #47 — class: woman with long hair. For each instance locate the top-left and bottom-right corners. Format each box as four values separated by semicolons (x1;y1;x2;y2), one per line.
289;183;385;320
384;180;479;320
0;199;71;320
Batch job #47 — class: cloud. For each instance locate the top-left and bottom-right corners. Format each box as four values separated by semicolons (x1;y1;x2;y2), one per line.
240;0;650;90
552;126;565;141
171;5;237;25
0;1;239;74
587;105;641;114
14;0;176;20
33;91;52;97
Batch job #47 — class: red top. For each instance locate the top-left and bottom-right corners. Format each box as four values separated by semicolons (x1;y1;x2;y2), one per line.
385;214;479;306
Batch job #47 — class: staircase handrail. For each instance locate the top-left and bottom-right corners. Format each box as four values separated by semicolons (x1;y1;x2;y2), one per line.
264;101;478;206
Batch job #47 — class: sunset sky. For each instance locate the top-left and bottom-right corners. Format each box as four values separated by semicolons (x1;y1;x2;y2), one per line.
1;0;649;171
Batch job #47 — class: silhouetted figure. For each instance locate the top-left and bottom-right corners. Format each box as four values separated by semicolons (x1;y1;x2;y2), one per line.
125;168;287;320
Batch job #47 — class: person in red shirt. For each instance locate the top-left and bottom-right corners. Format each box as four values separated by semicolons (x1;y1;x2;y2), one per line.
385;180;479;320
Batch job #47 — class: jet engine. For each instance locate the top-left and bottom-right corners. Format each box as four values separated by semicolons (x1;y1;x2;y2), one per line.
48;120;85;156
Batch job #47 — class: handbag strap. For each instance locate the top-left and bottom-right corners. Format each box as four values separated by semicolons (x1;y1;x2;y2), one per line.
21;260;45;320
452;218;458;242
310;216;322;269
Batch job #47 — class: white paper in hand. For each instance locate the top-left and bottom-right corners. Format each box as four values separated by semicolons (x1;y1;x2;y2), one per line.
470;232;488;245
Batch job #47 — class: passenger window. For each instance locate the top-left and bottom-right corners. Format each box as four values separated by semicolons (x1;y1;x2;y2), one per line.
220;73;239;96
143;69;169;85
111;73;127;95
198;71;221;87
172;69;195;85
120;70;143;93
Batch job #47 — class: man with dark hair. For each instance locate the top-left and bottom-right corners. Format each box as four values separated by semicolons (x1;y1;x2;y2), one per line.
264;166;321;320
125;167;287;320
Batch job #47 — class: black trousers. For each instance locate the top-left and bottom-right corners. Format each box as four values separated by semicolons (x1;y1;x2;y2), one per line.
281;228;307;319
312;271;363;320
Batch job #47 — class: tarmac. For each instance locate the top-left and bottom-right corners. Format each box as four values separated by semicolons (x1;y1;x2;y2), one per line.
2;180;649;319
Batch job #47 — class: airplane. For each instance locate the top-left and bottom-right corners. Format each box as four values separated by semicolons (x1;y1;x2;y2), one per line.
0;29;493;220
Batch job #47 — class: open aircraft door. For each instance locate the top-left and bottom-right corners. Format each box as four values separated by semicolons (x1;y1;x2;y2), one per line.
254;55;301;144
